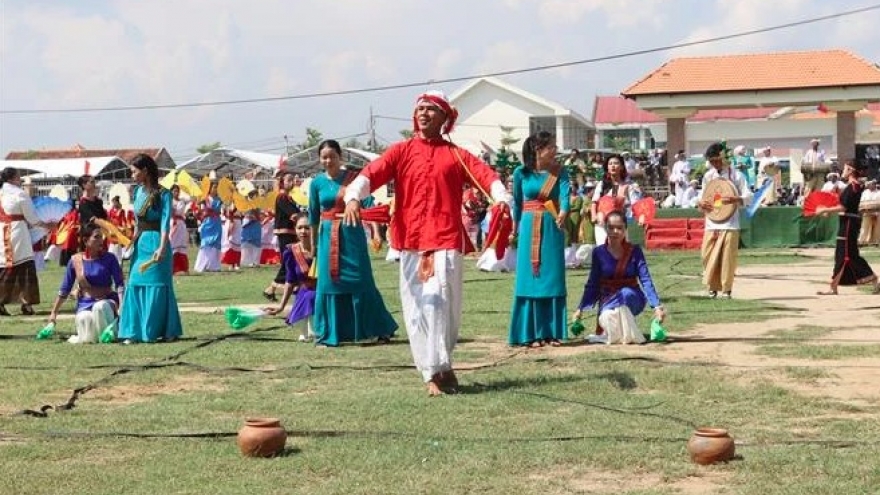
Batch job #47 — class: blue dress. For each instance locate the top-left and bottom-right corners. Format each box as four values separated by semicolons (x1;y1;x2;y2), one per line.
309;171;397;346
118;186;184;342
199;196;223;249
577;243;661;317
508;166;570;345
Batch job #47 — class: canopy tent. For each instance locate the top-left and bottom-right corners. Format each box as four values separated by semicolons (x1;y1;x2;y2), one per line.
175;148;285;177
0;156;128;179
285;147;380;176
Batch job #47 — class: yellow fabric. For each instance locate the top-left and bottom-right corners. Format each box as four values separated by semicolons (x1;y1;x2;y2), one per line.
701;230;739;292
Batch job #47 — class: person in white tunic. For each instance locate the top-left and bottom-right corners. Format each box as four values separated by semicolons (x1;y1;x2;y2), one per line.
1;168;52;316
858;180;880;246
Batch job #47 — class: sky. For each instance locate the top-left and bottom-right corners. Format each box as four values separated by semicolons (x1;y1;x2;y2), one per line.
1;0;878;163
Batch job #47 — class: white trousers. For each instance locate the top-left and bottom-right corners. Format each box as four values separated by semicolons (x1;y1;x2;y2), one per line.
399;250;463;382
598;306;646;345
68;300;116;344
194;247;221;272
594;225;608;246
292;318;315;340
241;244;261;268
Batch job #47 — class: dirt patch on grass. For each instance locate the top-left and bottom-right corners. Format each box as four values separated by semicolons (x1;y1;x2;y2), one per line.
529;468;730;494
0;432;27;446
87;374;226;406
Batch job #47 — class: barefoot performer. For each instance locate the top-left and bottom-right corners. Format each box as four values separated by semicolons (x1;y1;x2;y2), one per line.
815;160;880;295
343;90;509;396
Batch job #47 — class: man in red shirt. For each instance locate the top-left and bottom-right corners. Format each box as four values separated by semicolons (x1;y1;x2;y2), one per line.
344;91;509;396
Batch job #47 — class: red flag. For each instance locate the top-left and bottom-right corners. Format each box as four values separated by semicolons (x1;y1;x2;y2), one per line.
817;103;829;114
84;160;91;175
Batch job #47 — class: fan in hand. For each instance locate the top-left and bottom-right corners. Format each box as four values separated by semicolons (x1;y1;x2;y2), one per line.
802;191;840;217
30;196;73;243
631;197;656;226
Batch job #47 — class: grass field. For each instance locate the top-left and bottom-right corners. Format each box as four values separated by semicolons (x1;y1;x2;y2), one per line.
1;249;879;494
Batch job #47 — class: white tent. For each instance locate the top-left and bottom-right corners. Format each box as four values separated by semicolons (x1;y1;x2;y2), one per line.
285;146;380;176
175;148;284;177
0;156;125;178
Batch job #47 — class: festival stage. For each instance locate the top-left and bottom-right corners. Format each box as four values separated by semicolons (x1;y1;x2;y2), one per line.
630;207;838;250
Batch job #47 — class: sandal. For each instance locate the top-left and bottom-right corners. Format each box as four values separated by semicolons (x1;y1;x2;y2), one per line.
20;304;35;316
548;339;562;347
528;340;544;348
262;291;278;302
816;290;838;296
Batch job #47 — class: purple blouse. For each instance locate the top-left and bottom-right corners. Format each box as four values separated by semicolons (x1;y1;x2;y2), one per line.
281;245;312;286
578;244;661;310
58;251;125;313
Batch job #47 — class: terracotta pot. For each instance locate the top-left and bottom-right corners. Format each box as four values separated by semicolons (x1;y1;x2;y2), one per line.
687;427;735;465
237;418;287;458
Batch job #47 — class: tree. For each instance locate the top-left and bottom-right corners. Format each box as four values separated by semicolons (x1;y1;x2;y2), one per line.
197;141;222;154
498;125;520;151
399;129;414;140
295;128;324;151
494;125;522;176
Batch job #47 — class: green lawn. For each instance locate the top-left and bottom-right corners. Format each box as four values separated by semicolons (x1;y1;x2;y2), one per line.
1;249;878;494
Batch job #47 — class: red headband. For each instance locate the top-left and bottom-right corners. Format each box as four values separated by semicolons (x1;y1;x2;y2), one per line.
412;92;458;135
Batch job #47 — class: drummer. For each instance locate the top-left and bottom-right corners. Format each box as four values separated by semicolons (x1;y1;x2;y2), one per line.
858;180;880;246
698;142;752;299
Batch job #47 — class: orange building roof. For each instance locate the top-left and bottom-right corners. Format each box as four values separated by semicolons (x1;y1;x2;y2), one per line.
5;146;165;162
622;49;880;96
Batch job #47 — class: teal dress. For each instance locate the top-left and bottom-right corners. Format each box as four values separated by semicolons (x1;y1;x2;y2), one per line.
119;186;183;342
309;171;397;346
508;166;570;345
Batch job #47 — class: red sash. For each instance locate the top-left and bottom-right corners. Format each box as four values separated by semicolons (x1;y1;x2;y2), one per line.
322;171;355;281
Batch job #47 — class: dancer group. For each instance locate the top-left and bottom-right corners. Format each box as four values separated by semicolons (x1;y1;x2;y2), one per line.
20;90;875;398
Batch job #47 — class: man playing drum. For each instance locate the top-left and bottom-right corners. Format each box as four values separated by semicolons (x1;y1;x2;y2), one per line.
698;142;752;299
858;179;880;246
801;138;828;196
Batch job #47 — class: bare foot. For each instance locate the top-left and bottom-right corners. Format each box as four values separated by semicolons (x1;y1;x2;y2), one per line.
426;379;444;397
528;340;544;349
548;339;562;347
816;289;838;296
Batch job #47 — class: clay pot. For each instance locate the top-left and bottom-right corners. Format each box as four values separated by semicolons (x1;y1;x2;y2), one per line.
687;428;735;465
237;418;287;458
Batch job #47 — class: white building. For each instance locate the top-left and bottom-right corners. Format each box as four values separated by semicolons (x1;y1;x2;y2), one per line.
593;95;879;156
449;77;595;154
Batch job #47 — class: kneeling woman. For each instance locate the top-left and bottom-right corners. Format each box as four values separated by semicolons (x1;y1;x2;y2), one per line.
48;222;125;344
265;214;317;342
574;211;665;344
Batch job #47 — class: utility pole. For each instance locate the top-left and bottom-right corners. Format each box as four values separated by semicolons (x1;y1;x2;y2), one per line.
369;107;377;152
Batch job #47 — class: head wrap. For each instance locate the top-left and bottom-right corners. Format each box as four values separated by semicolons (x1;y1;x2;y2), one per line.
811;138;821;145
413;90;458;135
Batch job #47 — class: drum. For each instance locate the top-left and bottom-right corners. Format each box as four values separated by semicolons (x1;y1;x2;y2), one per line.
859;199;880;212
701;178;739;223
801;160;831;175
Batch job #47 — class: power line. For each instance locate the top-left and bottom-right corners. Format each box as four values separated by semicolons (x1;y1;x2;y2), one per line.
2;4;877;115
